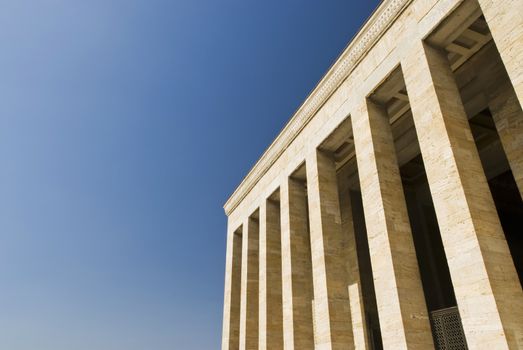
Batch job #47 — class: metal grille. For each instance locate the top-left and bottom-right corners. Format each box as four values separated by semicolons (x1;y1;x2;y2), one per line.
430;307;468;350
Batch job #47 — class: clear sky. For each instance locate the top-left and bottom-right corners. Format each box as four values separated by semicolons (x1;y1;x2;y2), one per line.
0;1;380;349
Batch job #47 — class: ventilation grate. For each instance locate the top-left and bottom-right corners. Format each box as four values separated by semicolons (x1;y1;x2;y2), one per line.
430;306;468;350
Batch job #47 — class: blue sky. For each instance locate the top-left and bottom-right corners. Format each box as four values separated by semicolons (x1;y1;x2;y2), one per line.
0;1;380;348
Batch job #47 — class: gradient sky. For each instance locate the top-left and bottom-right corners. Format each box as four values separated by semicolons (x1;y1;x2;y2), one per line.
0;1;380;349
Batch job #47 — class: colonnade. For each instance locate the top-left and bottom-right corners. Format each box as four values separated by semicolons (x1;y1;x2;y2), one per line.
222;0;523;348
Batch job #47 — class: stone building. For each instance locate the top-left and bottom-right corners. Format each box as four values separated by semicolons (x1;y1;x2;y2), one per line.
220;0;523;348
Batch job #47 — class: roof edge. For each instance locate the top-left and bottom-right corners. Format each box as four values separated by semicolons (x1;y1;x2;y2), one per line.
224;0;412;216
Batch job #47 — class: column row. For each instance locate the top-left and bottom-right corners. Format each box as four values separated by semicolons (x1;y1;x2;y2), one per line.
222;9;523;347
225;156;371;349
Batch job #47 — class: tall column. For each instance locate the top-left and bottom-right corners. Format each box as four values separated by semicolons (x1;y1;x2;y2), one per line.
222;224;243;350
280;177;314;349
339;183;369;350
306;150;353;350
403;40;523;349
351;98;434;350
477;0;523;105
487;80;523;199
259;199;283;350
239;216;259;350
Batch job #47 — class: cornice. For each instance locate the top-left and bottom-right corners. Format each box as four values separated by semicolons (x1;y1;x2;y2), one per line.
224;0;412;215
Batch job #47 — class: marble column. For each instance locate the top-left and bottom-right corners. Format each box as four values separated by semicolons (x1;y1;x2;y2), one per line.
306;150;353;350
280;177;314;349
477;0;523;105
239;216;260;350
351;98;434;350
259;198;283;349
222;223;243;350
403;40;523;349
487;80;523;199
339;181;369;350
